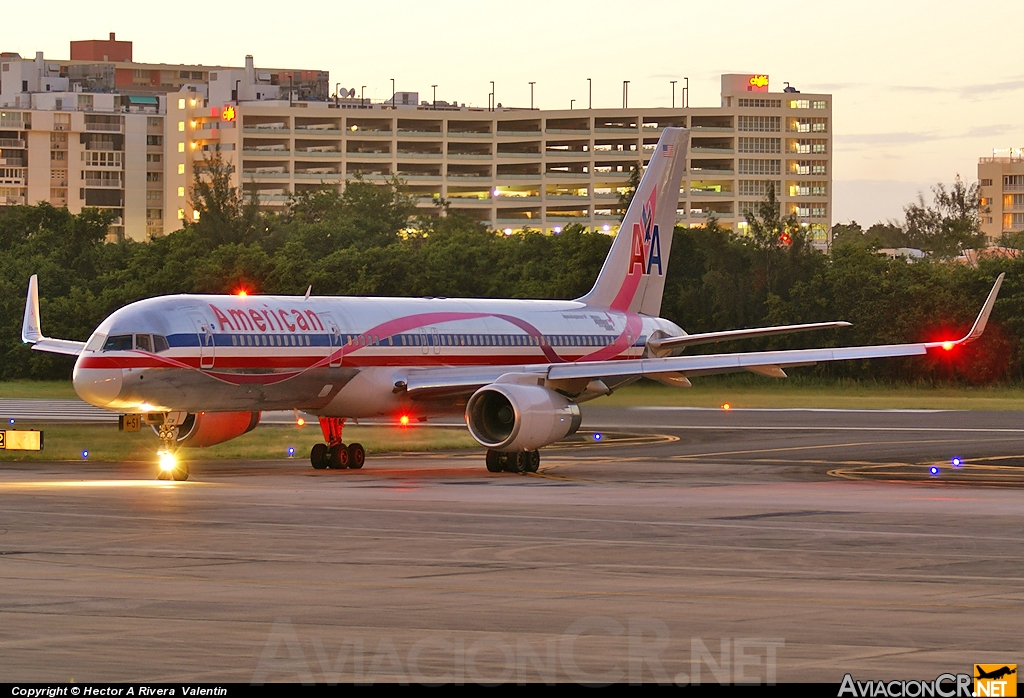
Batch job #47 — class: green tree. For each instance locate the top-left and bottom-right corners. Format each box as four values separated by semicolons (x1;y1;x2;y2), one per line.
904;175;987;256
187;149;264;248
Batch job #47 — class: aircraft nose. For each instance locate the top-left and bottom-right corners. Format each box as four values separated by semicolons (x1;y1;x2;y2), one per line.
73;366;123;408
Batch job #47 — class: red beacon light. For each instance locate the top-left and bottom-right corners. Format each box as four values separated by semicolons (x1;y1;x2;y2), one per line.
941;341;954;351
399;415;410;426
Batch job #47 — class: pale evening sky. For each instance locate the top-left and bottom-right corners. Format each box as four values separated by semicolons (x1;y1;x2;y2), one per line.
3;0;1022;226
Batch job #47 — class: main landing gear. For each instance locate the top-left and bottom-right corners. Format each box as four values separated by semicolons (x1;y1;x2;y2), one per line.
310;416;365;470
485;449;540;474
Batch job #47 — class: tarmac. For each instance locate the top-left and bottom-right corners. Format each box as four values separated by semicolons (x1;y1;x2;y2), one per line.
1;406;1023;684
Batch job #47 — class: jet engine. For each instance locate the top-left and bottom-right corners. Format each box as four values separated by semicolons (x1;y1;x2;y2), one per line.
172;411;261;448
466;383;581;452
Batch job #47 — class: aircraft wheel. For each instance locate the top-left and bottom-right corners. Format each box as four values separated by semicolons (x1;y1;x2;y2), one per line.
525;450;540;473
347;443;365;469
172;464;190;481
156;470;171;481
506;452;527;474
310;443;328;470
328;443;350;469
485;450;502;473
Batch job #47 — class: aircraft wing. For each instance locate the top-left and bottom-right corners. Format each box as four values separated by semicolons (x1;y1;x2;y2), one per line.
647;321;851;353
21;275;86;356
400;273;1004;400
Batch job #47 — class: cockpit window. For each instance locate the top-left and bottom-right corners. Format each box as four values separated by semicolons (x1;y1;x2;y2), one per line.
153;335;169;353
85;333;107;352
102;335;133;352
135;334;152;352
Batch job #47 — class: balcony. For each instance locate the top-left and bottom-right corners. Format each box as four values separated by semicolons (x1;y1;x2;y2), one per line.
295;170;341;179
1004;184;1024;193
395;151;442;159
85;122;123;132
0;139;26;148
242;150;291;159
84;178;123;188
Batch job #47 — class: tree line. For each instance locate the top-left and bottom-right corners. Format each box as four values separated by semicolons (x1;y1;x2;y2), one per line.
0;162;1015;385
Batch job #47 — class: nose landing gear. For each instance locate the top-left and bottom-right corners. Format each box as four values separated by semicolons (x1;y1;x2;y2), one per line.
155;422;188;481
310;417;366;470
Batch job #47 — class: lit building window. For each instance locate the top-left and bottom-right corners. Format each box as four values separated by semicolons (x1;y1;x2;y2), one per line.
178;99;185;110
178;142;185;153
177;187;185;197
177;208;184;220
178;122;185;132
178;164;185;175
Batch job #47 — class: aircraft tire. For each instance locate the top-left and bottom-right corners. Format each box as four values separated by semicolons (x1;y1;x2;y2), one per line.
157;470;171;481
328;443;349;469
172;464;189;481
348;443;365;469
526;450;540;473
485;450;502;473
310;443;329;469
506;452;527;474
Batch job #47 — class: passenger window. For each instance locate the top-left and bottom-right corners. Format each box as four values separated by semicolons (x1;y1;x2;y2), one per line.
153;335;170;353
103;334;133;351
135;334;152;352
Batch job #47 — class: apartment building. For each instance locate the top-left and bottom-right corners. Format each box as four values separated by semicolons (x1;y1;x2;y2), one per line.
1;36;832;244
978;151;1024;244
0;94;160;240
0;36;327;240
170;73;832;244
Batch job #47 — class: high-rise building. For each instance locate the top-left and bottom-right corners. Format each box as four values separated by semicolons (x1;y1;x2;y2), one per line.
978;150;1024;244
2;38;833;245
0;38;328;240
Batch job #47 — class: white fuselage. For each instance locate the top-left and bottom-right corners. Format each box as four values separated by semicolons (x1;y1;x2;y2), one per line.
72;294;682;418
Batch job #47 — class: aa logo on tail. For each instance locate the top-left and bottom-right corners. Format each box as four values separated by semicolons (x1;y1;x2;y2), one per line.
627;188;663;277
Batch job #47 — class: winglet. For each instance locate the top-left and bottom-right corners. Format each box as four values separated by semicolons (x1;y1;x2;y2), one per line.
963;272;1004;343
22;274;42;344
925;272;1004;349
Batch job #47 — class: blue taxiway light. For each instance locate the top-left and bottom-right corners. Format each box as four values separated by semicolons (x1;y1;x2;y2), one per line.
81;450;89;459
287;447;295;457
929;466;940;476
951;457;962;468
593;433;602;442
8;418;14;425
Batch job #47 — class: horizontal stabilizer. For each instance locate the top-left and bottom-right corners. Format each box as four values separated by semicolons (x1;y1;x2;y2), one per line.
21;274;85;357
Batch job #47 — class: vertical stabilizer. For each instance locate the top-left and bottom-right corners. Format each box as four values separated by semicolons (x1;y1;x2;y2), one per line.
577;127;689;316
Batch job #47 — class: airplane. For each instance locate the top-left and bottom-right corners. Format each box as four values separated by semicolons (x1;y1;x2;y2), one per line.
20;127;1005;481
976;666;1016;681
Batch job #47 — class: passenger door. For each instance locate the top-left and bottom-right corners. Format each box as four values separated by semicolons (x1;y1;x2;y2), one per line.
320;312;344;368
188;311;215;369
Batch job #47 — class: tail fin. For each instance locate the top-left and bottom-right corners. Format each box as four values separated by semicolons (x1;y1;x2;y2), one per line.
577;127;689;316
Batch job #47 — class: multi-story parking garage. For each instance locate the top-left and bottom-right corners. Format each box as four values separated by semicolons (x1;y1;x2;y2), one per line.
169;73;831;243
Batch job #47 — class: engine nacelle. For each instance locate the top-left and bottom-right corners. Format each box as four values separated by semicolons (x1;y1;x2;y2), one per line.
174;411;261;448
466;383;581;452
